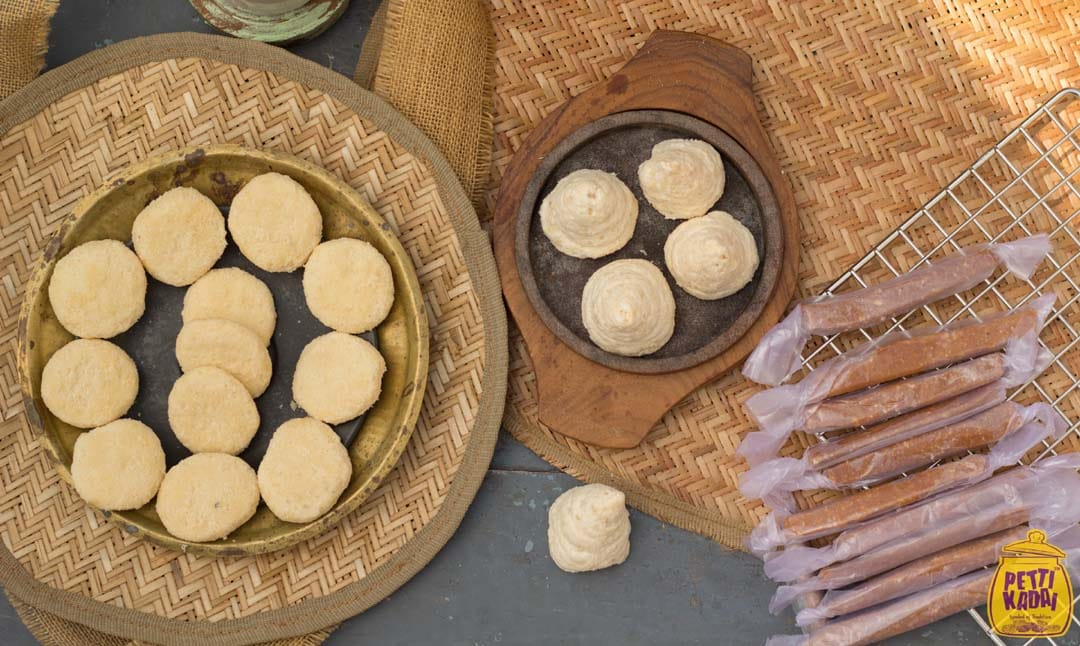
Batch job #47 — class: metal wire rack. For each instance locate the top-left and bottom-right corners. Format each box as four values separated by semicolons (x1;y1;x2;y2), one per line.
793;87;1080;645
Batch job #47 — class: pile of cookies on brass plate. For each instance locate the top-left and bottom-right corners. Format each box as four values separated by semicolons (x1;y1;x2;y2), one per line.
541;138;759;356
41;173;393;542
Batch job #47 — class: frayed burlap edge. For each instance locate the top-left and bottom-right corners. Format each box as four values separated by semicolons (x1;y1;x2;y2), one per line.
361;0;495;217
0;32;508;646
0;0;58;99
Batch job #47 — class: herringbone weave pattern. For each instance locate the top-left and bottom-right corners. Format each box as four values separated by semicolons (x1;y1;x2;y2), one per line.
0;57;486;619
489;0;1080;543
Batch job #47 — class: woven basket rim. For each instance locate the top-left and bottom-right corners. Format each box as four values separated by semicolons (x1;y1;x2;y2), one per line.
0;31;508;646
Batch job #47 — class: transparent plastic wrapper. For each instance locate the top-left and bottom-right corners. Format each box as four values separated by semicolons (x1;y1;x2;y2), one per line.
769;461;1080;611
808;304;1046;399
765;570;993;646
794;525;1029;626
762;453;1080;583
738;293;1054;465
749;409;1062;551
804;382;1006;470
743;234;1051;386
768;528;1080;646
740;398;1044;501
816;401;1025;488
800;354;1005;433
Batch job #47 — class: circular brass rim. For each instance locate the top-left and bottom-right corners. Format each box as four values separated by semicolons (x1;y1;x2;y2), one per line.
515;109;784;374
18;144;430;556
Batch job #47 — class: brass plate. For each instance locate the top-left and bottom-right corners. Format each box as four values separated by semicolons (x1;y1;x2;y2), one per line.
18;145;429;556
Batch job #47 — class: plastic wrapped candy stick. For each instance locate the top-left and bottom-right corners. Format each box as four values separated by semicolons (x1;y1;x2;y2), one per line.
795;526;1029;626
795;296;1050;402
768;529;1080;646
740;385;1005;501
793;525;1029;626
768;460;1080;611
750;455;991;553
813;401;1033;489
804;381;1006;470
740;399;1051;502
765;570;994;646
749;409;1062;553
742;355;999;465
743;233;1051;387
740;293;1055;466
800;354;1006;432
762;453;1080;583
740;388;1006;501
738;294;1054;466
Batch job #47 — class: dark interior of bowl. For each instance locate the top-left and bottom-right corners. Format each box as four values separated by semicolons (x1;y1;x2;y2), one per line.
517;110;779;374
112;216;376;469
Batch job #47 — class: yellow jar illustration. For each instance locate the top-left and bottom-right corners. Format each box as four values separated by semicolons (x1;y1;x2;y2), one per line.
988;528;1073;638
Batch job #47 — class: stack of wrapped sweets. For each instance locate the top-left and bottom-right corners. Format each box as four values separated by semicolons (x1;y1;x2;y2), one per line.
737;234;1080;645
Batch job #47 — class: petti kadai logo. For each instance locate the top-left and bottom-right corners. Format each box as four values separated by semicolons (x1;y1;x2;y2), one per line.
988;529;1073;638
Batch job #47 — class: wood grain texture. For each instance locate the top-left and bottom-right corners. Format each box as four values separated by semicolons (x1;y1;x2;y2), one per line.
493;30;798;448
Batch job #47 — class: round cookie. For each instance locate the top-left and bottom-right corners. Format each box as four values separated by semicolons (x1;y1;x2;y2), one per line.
48;239;146;338
175;319;272;397
292;332;385;424
258;417;353;523
41;339;139;428
303;238;394;334
228;172;323;272
156;453;260;543
168;367;260;455
131;187;226;286
539;169;638;258
182;267;277;345
637;138;726;220
664;211;759;300
70;419;165;511
581;259;676;357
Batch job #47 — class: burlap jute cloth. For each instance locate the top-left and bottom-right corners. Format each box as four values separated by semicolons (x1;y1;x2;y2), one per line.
0;31;507;646
488;0;1080;550
0;0;57;99
354;0;495;217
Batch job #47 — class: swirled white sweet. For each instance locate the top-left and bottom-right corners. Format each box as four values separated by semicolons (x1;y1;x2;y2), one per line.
547;483;631;573
581;259;675;356
637;138;725;220
664;210;759;300
539;169;638;258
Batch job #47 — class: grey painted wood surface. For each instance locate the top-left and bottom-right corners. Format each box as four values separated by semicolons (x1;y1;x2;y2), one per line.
0;1;1006;643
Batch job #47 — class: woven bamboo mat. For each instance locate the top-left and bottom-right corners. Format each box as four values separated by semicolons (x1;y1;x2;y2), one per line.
0;33;507;646
488;0;1080;549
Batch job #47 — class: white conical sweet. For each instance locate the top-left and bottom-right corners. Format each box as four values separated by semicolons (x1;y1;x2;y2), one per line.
547;483;631;573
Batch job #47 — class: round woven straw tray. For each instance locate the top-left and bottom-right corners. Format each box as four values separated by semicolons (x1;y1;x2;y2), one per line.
488;0;1080;549
20;145;429;556
0;33;506;645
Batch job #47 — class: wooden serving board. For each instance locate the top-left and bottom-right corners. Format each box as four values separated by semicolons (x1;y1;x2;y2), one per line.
493;30;799;448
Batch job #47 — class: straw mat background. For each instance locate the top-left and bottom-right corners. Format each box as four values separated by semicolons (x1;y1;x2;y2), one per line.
0;33;507;646
487;0;1080;548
